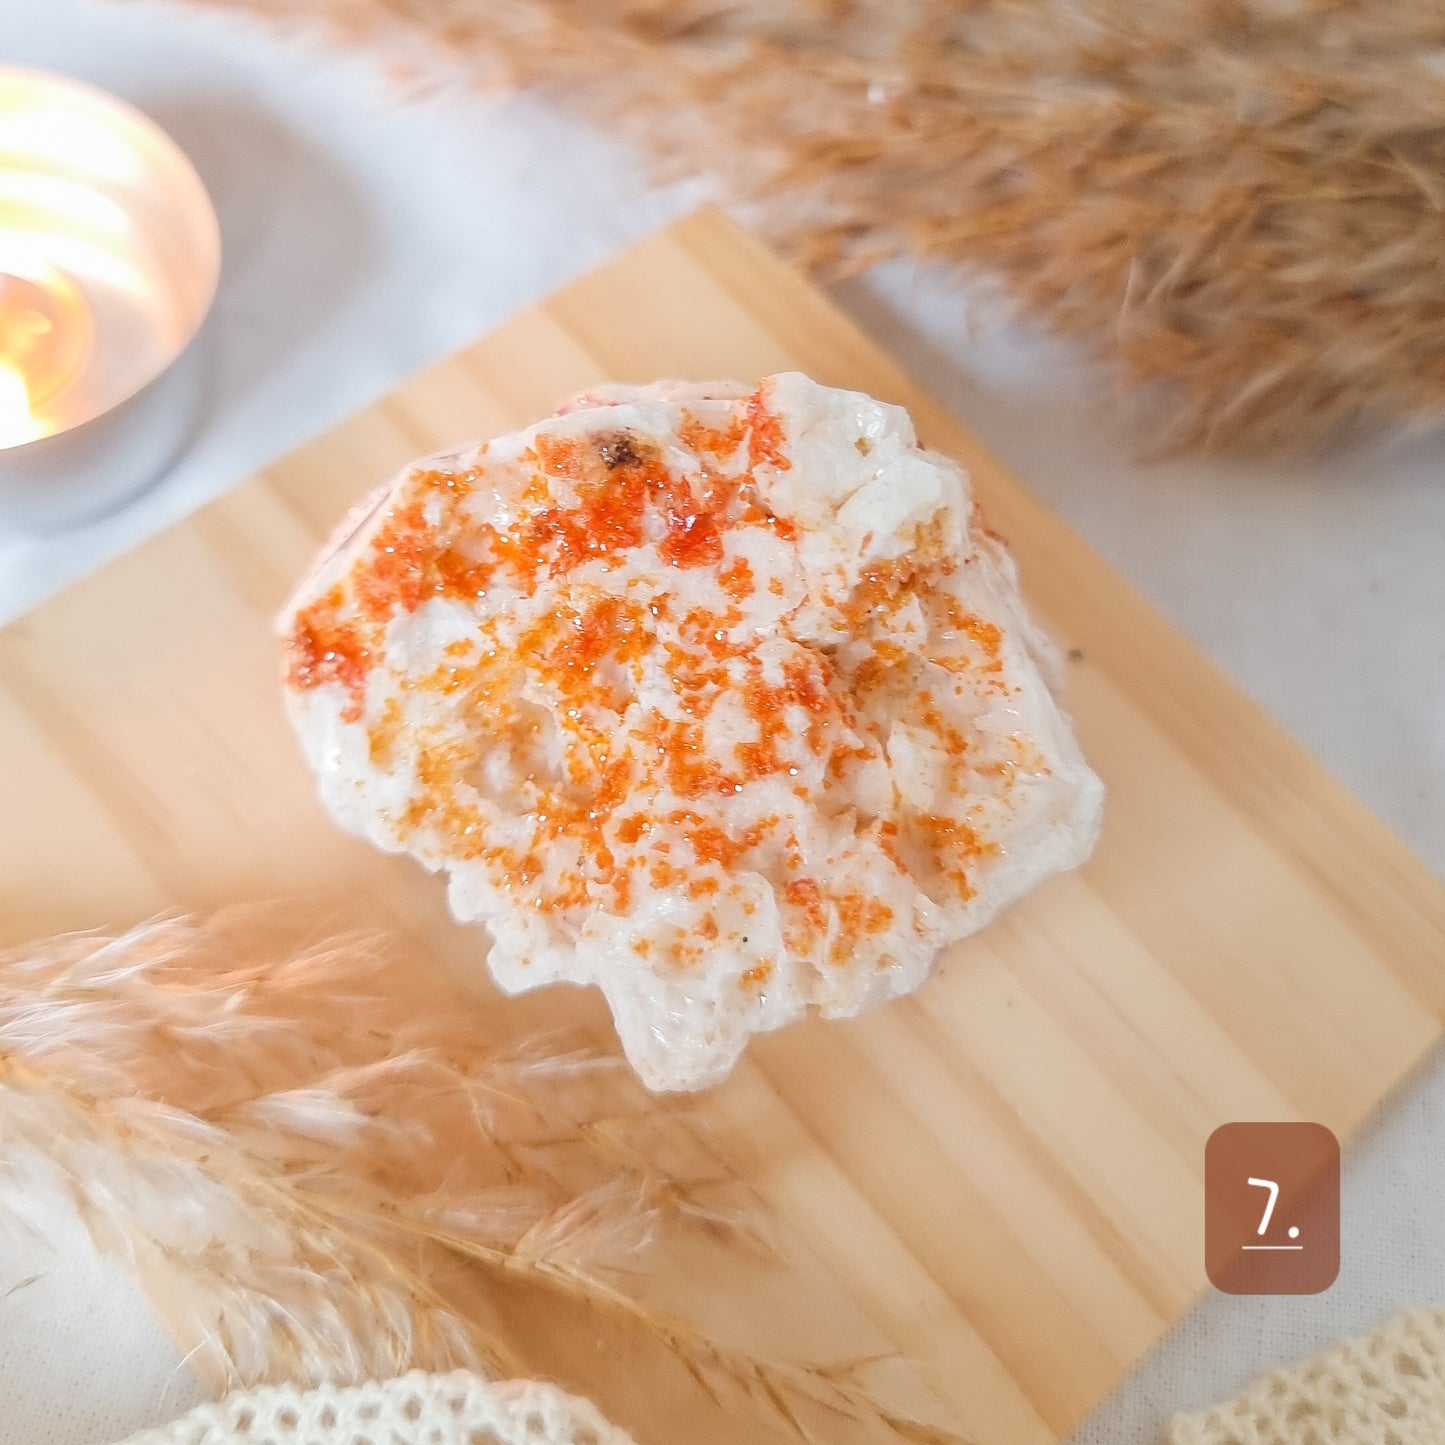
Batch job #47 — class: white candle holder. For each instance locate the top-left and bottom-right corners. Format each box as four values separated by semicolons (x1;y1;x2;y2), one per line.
0;67;220;533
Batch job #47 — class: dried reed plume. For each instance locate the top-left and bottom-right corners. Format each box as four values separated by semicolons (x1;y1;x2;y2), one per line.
0;915;963;1443
146;0;1445;453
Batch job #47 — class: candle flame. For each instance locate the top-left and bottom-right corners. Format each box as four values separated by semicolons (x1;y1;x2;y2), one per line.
0;265;91;448
0;361;45;447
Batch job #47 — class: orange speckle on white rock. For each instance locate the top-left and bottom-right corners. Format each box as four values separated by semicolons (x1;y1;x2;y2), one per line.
279;373;1102;1091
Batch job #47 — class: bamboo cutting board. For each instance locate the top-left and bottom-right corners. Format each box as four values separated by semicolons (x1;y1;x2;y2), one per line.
3;209;1445;1444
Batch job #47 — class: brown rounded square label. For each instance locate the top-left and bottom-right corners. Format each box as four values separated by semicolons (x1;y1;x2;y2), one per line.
1205;1122;1340;1295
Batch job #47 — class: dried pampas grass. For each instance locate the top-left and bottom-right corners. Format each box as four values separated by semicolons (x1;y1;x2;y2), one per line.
146;0;1445;453
0;915;962;1444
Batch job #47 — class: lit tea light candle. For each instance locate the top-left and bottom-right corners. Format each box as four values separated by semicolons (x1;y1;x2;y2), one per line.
0;68;219;532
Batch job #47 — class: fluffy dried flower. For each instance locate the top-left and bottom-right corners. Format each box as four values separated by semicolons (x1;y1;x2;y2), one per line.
147;0;1445;452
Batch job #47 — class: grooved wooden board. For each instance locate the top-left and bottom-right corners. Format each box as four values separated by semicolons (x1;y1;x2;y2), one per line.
3;209;1445;1444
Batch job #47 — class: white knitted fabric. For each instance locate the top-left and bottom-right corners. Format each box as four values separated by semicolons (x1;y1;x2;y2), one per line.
112;1373;637;1445
1170;1308;1445;1445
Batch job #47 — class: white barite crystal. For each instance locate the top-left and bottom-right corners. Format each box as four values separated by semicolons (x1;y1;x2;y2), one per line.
281;374;1103;1091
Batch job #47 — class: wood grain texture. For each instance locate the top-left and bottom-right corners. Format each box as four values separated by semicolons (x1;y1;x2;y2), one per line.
3;209;1444;1444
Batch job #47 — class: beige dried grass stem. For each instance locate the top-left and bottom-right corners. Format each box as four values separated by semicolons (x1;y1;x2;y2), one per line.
140;0;1445;453
0;915;962;1443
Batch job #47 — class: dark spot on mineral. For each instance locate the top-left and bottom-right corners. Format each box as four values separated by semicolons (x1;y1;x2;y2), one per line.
596;432;642;470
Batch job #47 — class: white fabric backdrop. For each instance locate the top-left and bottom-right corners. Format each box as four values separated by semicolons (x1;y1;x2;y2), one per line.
1;5;1442;1443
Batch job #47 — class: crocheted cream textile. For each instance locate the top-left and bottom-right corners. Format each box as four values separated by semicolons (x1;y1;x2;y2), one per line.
1171;1308;1445;1445
113;1372;637;1445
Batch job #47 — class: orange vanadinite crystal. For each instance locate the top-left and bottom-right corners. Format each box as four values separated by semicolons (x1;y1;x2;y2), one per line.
745;388;791;471
285;585;372;723
284;379;1002;967
677;407;747;462
916;813;998;902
